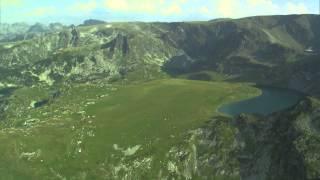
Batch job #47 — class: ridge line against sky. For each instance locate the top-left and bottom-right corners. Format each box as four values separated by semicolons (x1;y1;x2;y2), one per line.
2;0;318;24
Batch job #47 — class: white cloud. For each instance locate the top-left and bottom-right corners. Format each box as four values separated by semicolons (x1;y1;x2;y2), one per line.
162;4;182;15
27;7;57;16
70;0;97;13
215;0;310;18
246;0;279;16
2;0;23;7
217;0;238;17
247;0;273;7
199;6;211;15
7;0;313;24
104;0;187;15
105;0;129;11
286;2;308;14
105;0;159;13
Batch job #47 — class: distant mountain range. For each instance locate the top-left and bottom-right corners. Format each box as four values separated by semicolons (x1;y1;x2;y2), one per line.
0;19;107;42
1;15;320;96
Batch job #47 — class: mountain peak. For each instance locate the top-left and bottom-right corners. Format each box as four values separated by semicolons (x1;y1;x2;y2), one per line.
81;19;107;26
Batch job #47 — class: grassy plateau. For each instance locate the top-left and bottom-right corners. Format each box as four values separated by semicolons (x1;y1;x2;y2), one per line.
0;79;259;179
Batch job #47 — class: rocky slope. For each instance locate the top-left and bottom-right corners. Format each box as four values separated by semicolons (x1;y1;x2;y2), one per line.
233;97;320;180
155;97;320;180
159;15;320;97
0;22;179;86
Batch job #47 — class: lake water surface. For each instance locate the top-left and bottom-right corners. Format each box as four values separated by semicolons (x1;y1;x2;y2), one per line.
219;87;304;117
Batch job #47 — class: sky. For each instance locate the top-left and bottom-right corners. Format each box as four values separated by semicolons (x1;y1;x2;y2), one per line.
1;0;319;24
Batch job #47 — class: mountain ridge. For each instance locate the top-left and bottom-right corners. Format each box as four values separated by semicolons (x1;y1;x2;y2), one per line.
1;14;320;96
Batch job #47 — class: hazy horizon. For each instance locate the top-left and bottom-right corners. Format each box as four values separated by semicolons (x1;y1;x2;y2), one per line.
1;0;318;25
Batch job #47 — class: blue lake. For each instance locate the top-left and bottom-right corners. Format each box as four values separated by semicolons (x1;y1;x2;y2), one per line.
219;87;304;117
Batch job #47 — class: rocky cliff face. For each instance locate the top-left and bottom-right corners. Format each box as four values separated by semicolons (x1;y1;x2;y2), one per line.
231;97;320;180
0;23;180;86
156;97;320;180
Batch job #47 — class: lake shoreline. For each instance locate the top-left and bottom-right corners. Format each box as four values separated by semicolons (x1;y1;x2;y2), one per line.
218;86;305;117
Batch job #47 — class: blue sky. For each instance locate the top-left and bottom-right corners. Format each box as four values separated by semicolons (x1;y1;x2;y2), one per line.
2;0;319;24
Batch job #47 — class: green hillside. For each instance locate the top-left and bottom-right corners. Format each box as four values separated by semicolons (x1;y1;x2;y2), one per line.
0;79;259;179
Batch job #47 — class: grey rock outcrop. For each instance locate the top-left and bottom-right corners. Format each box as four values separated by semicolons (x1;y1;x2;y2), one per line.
70;25;80;47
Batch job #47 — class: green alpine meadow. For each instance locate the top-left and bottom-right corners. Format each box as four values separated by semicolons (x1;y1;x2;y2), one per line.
0;79;259;179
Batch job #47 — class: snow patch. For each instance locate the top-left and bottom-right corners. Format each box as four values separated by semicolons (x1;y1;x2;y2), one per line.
7;83;17;87
3;44;14;49
113;144;141;156
89;27;98;33
123;145;141;156
28;70;54;86
30;101;37;108
105;24;112;28
0;82;17;88
39;70;54;86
